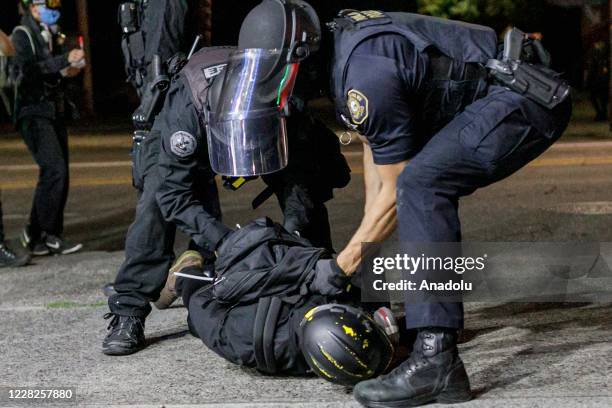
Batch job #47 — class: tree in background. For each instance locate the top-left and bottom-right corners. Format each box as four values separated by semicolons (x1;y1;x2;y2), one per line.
416;0;544;32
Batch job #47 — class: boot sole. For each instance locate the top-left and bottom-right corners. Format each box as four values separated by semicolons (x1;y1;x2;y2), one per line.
354;393;471;408
102;342;146;356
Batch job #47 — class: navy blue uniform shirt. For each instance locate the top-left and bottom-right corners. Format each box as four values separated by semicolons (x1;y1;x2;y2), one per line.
343;34;428;165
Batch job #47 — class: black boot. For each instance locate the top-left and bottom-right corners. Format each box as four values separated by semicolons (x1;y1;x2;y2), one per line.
353;328;471;407
102;313;146;356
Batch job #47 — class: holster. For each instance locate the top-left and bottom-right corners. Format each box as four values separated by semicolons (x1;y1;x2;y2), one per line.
487;60;570;110
487;27;570;110
132;55;169;130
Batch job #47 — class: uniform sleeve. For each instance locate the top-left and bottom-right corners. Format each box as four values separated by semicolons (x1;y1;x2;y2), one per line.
344;36;425;165
12;30;69;77
156;76;231;251
143;0;188;64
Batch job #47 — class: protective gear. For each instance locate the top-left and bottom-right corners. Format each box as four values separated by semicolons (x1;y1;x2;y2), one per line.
353;328;471;406
205;0;321;177
238;0;321;61
38;6;61;25
206;49;290;176
308;259;350;296
299;304;394;386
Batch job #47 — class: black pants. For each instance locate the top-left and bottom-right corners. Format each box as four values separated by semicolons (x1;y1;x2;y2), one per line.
109;135;220;318
19;116;69;238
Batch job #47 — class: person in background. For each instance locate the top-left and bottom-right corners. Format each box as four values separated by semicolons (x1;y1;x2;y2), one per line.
13;0;84;256
586;41;609;121
0;29;30;268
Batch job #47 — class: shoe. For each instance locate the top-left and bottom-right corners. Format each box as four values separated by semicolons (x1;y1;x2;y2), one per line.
154;250;203;310
102;283;117;298
0;244;31;268
43;234;83;255
102;313;146;356
353;328;471;407
32;241;50;256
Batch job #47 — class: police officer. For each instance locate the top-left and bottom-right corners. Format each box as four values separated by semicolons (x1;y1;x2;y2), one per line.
103;0;347;356
13;0;84;256
320;11;572;407
102;0;193;355
155;0;346;255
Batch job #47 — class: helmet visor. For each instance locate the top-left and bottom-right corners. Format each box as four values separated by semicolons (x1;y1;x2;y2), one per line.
208;48;292;176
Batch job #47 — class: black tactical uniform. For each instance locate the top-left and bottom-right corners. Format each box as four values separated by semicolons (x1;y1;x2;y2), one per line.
329;11;572;406
120;0;189;96
156;47;348;253
12;13;74;251
107;0;191;320
104;46;347;355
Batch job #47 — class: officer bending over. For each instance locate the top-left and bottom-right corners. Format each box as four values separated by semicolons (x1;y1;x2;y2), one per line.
13;0;85;256
323;10;572;407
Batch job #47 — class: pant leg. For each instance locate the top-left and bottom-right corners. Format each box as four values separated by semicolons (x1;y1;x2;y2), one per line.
53;119;70;236
109;136;176;318
19;117;69;237
298;202;334;253
398;88;572;330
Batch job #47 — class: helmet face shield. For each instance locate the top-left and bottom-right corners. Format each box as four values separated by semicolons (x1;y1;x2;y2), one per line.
207;49;291;177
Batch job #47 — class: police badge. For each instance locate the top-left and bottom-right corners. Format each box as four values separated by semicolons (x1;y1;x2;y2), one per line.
170;131;197;158
347;89;369;125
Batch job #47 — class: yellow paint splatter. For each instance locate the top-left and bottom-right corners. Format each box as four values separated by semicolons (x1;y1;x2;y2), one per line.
343;325;357;338
304;307;316;322
363;339;369;349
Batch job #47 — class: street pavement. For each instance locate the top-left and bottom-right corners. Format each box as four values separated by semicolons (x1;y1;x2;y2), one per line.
1;118;612;407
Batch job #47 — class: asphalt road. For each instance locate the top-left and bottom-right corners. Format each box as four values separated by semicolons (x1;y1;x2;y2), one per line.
1;127;612;407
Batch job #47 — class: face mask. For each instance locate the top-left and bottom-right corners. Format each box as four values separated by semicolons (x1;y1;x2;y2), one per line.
38;6;61;26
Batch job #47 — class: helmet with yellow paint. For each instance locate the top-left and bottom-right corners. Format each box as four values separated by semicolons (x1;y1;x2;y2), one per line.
298;304;394;385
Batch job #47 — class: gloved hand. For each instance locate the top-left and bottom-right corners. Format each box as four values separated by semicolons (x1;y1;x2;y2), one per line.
308;259;351;296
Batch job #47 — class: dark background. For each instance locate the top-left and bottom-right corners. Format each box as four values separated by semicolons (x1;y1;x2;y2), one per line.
0;0;591;118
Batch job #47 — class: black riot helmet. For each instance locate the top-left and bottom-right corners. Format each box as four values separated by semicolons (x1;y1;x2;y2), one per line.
298;304;394;386
206;0;321;177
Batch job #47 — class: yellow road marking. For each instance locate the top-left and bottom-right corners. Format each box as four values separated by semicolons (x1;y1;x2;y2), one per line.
529;156;612;167
2;177;133;190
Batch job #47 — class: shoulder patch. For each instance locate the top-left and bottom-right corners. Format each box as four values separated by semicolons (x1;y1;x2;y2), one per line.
170;131;197;158
347;89;369;125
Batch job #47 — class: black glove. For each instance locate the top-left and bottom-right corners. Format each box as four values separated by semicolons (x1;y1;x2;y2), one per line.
308;259;350;296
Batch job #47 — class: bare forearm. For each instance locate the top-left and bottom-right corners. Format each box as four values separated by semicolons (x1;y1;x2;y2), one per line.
337;185;398;275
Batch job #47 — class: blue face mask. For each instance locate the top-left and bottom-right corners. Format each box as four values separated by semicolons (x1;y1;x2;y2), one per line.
38;6;61;26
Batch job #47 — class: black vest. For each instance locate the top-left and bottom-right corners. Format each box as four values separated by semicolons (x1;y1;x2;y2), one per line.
180;46;235;125
331;11;498;136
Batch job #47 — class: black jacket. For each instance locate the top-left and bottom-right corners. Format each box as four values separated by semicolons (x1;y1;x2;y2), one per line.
12;15;70;121
188;218;330;375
